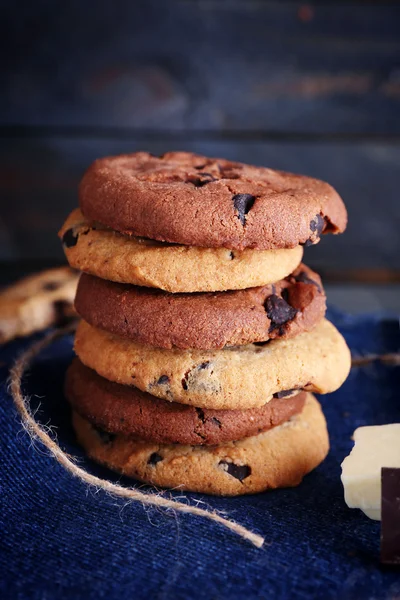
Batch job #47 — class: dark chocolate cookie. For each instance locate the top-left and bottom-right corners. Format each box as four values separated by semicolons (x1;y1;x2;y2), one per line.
74;264;326;349
66;359;306;446
79;152;347;250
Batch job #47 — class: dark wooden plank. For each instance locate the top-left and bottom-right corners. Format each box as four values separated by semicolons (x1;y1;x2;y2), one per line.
0;136;399;273
1;0;400;134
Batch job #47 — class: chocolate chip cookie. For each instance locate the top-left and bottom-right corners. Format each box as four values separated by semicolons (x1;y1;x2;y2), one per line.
0;267;78;344
79;152;347;250
66;358;307;445
72;393;329;495
59;209;303;293
74;318;352;410
74;264;326;349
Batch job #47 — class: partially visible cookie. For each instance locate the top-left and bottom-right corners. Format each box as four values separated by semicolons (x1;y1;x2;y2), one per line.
72;393;329;496
66;358;307;445
74;318;352;410
75;264;326;349
59;209;303;293
79;151;347;250
0;267;78;344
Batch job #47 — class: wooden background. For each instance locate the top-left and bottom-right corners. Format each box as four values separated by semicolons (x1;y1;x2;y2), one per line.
1;0;400;282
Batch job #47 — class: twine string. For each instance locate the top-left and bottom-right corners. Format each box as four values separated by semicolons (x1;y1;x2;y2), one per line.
9;326;264;549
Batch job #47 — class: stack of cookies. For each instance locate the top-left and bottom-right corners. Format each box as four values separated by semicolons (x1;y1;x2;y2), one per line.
59;152;351;496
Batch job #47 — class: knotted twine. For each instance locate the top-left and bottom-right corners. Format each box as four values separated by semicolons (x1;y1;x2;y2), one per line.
9;325;265;548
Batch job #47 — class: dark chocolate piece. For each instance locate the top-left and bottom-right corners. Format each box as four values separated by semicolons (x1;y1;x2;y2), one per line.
302;214;325;246
273;389;299;399
253;340;271;347
198;362;211;370
148;452;163;466
218;163;242;179
310;214;325;236
195;407;206;424
62;228;79;248
92;424;116;445
157;375;170;385
265;294;298;332
232;194;256;225
219;460;251;482
381;467;400;565
190;172;217;187
182;362;211;390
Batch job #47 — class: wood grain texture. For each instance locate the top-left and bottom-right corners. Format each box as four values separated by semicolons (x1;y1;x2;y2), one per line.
1;0;399;272
0;136;399;269
1;0;400;133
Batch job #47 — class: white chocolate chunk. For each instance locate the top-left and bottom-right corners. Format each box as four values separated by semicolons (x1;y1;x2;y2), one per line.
341;424;400;520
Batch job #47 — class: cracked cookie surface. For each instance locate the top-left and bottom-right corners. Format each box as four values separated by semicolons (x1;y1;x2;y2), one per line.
72;394;329;495
79;151;347;250
75;264;326;349
59;209;303;292
74;318;351;410
66;358;306;445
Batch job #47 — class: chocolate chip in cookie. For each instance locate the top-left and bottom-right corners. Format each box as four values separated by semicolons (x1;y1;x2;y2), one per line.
219;461;251;482
189;172;217;187
232;194;256;226
148;452;163;466
310;214;325;236
92;424;116;445
182;361;215;391
62;228;79;248
303;214;326;246
265;294;298;333
273;389;300;399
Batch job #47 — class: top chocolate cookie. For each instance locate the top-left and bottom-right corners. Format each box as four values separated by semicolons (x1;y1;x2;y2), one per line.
79;152;347;250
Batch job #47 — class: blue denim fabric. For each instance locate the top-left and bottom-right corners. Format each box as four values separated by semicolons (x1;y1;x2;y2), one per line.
0;309;399;600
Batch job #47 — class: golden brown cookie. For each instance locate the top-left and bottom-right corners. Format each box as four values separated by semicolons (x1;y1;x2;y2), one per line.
72;394;329;496
0;267;78;344
74;264;326;349
74;318;351;410
79;151;347;250
65;358;307;445
59;209;303;293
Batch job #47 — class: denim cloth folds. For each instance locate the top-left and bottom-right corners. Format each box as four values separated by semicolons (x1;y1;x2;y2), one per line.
0;309;399;600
